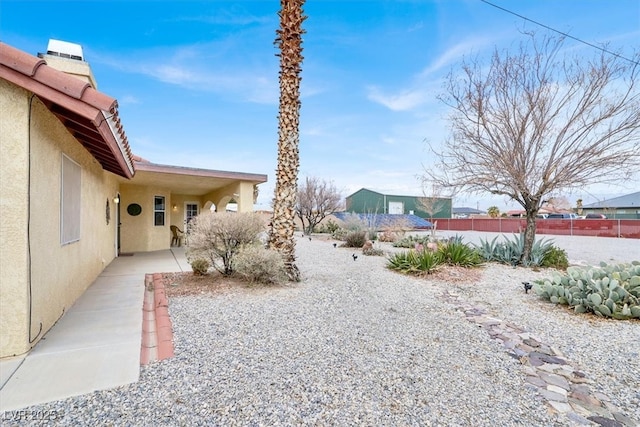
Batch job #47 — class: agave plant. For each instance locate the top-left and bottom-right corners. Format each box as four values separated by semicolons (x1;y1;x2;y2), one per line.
475;233;556;267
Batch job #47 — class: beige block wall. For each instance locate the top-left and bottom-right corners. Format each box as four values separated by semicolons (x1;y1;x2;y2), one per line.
0;82;120;358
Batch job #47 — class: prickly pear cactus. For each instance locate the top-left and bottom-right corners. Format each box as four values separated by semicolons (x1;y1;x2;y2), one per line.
533;261;640;320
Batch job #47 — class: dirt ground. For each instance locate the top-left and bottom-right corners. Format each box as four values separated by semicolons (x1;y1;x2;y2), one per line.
163;259;484;298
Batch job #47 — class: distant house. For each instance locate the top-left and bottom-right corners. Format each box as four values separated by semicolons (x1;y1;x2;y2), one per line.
345;188;452;219
0;40;266;358
452;207;485;218
582;192;640;219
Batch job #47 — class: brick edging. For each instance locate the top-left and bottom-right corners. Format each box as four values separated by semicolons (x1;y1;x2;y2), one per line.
140;274;175;365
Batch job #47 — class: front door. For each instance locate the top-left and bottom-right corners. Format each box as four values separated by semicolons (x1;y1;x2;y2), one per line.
185;202;199;229
116;193;121;256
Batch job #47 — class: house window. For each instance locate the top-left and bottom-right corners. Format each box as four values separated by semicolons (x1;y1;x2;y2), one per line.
154;196;165;226
61;154;81;245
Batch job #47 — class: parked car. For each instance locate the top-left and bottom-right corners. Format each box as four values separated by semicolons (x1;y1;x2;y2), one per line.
585;213;607;219
582;213;612;230
546;213;579;219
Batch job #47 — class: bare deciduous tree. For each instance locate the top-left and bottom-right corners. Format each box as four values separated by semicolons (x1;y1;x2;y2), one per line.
417;179;448;222
296;176;343;235
425;32;640;263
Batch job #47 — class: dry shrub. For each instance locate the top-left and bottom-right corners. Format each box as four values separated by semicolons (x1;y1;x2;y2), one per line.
342;230;367;248
379;217;412;242
189;258;210;275
187;212;264;275
378;230;401;243
232;246;288;285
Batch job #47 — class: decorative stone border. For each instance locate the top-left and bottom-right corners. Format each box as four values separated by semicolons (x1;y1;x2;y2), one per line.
140;273;175;365
441;290;638;427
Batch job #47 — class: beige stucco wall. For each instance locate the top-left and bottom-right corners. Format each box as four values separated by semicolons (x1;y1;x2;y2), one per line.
0;79;30;358
169;195;202;231
0;81;120;358
118;184;172;253
203;181;255;213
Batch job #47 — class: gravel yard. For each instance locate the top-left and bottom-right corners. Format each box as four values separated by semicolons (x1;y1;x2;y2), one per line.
5;233;639;426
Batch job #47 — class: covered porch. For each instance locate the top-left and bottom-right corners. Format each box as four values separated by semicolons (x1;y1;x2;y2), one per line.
117;159;267;253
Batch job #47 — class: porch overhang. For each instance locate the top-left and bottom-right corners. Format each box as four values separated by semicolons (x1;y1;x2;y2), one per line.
131;161;267;196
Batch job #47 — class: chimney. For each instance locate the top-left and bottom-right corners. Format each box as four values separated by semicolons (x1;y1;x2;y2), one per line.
38;39;98;89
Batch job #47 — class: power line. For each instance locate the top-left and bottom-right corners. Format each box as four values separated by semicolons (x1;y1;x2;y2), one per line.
480;0;640;66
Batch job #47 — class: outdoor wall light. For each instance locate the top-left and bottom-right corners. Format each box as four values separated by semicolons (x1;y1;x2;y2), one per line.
172;204;177;211
113;196;120;204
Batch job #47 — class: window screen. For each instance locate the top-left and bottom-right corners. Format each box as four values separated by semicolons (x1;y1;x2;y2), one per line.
61;154;81;244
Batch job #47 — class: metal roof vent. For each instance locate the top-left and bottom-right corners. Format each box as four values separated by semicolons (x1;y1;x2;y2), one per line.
46;39;84;61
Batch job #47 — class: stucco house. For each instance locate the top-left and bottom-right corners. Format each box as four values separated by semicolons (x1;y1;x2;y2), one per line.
0;40;267;358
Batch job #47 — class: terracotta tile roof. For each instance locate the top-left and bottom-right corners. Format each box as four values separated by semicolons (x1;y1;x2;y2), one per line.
0;42;134;178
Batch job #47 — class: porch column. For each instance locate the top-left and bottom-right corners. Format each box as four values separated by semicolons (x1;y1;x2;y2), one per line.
236;182;255;213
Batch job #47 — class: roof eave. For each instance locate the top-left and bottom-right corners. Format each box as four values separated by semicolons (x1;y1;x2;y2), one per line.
134;161;267;183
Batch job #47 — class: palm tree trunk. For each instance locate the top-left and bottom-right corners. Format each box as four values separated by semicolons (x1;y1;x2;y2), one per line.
269;0;306;281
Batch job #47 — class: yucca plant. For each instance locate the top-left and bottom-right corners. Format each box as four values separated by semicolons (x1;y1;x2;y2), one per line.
387;249;442;274
438;241;483;267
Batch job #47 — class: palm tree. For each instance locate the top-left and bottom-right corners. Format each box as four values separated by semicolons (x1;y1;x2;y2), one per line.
269;0;306;281
487;206;500;218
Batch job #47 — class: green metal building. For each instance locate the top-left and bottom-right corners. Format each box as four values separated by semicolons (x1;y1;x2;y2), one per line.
345;188;452;219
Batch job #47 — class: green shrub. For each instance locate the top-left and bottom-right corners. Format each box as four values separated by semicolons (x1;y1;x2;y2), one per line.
437;241;483;267
534;262;640;320
392;235;431;248
541;246;569;270
387;249;442;274
315;219;340;234
363;247;385;256
342;230;367;248
232;246;288;285
189;258;210;275
332;228;349;241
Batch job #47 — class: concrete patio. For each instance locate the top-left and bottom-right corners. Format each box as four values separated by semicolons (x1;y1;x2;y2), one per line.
0;248;189;412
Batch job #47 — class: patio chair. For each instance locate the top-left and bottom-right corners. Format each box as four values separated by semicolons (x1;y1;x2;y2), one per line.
170;225;184;247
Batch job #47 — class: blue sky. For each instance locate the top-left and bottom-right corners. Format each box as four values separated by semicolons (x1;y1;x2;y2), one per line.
1;0;639;211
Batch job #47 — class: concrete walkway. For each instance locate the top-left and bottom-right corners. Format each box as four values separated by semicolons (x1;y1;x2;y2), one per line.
0;248;188;412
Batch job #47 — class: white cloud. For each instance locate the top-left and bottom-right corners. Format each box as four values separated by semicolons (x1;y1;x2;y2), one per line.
119;95;140;105
97;42;279;105
366;35;493;112
367;86;431;111
420;37;490;76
